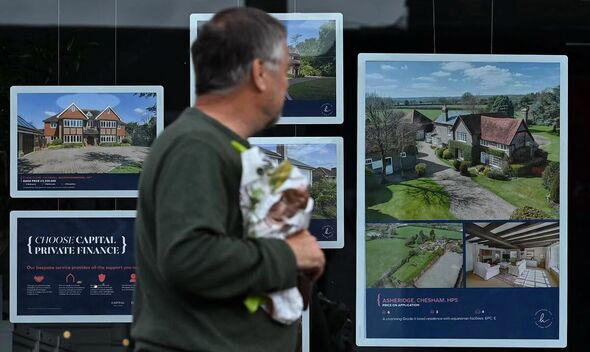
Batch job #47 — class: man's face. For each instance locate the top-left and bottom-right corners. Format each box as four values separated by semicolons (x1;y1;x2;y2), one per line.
262;41;290;128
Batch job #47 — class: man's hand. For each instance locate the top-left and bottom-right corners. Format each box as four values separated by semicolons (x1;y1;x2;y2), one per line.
286;230;325;282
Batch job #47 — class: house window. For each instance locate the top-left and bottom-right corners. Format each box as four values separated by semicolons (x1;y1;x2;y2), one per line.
481;139;489;147
490;155;502;168
447;126;452;136
458;149;464;160
457;132;467;142
64;119;82;128
365;158;372;166
498;143;507;150
50;123;57;128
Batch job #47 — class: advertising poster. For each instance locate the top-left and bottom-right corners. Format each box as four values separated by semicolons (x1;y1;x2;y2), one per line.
356;54;567;347
249;137;344;249
9;210;312;345
10;86;164;198
190;13;343;124
10;211;137;323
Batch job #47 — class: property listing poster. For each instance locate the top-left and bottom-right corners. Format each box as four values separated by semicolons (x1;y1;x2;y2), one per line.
249;137;344;249
356;54;567;348
10;86;164;198
10;211;137;323
190;13;344;124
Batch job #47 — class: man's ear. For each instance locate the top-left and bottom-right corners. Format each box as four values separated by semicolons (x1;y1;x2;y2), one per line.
251;58;267;92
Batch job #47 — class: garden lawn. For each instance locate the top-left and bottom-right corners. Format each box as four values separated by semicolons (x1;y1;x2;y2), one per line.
366;238;410;286
393;252;436;284
471;174;557;217
288;77;336;100
529;124;560;162
366;178;456;220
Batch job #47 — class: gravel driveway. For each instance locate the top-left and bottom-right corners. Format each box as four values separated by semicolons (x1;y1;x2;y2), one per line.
415;251;463;288
418;142;515;219
18;146;149;173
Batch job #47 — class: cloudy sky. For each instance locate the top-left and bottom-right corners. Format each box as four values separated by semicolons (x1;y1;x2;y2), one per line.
254;143;337;169
365;61;561;98
17;92;157;128
284;20;332;47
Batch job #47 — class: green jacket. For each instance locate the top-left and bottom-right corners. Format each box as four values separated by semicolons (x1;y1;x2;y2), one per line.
131;108;298;352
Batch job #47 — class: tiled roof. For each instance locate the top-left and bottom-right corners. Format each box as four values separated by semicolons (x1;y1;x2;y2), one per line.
258;146;315;170
17;116;41;133
480;116;525;145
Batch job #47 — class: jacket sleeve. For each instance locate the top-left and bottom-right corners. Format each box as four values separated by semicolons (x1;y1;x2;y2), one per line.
153;138;298;299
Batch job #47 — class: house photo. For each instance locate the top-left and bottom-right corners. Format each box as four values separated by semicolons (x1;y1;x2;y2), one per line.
366;222;464;289
14;90;159;175
362;58;562;221
465;221;560;288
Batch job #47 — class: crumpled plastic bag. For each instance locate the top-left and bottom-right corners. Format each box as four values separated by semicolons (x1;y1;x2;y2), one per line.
238;145;313;325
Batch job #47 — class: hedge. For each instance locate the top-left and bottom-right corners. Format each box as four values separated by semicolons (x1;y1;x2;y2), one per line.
453;159;461;171
442;149;453;159
549;177;559;204
542;161;559;189
510;206;551;220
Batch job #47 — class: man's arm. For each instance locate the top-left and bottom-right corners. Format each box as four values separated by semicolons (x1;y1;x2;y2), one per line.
153;138;297;299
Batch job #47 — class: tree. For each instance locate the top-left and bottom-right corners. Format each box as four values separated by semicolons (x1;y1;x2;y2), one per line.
429;229;436;240
461;92;479;113
309;179;337;218
530;86;560;125
490;95;515;116
365;94;416;182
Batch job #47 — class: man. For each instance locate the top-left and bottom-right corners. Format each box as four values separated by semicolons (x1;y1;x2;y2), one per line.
131;7;325;352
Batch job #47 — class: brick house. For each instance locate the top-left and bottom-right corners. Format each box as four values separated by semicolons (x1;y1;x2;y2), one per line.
43;103;127;145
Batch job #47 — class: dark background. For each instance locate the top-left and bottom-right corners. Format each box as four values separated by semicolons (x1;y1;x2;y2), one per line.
0;0;587;351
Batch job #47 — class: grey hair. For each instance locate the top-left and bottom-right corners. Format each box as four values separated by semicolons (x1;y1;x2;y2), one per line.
191;7;287;96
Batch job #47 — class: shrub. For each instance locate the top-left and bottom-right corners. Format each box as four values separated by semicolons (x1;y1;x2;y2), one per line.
510;163;531;177
365;168;381;191
483;166;491;176
549;176;559;204
408;249;417;257
310;179;337;218
510;206;550;220
51;138;63;145
436;148;444;158
122;137;131;144
501;163;513;177
459;161;471;176
442;149;453;160
487;169;508;180
453;159;461;171
534;148;549;162
476;165;485;173
415;163;427;176
63;143;83;149
542;161;559;189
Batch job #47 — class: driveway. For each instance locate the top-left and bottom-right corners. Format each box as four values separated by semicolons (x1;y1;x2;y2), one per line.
18;146;149;174
417;142;515;219
415;251;463;288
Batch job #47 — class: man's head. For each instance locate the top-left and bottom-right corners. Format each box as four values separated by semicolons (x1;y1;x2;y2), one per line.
191;8;290;129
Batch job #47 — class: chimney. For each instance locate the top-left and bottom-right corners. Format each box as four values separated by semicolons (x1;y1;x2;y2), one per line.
442;104;449;121
522;107;529;125
276;145;287;160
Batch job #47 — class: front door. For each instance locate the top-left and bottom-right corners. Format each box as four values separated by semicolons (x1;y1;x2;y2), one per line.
87;136;95;145
385;157;393;175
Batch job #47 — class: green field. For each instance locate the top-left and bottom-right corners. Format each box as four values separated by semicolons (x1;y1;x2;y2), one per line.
393;252;436;284
529;124;560;162
366;178;456;221
393;225;462;240
288;77;336;100
471;174;557;217
366;238;410;286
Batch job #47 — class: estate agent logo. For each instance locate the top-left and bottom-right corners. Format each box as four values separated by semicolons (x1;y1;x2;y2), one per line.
320;103;334;116
321;224;335;239
534;309;554;329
